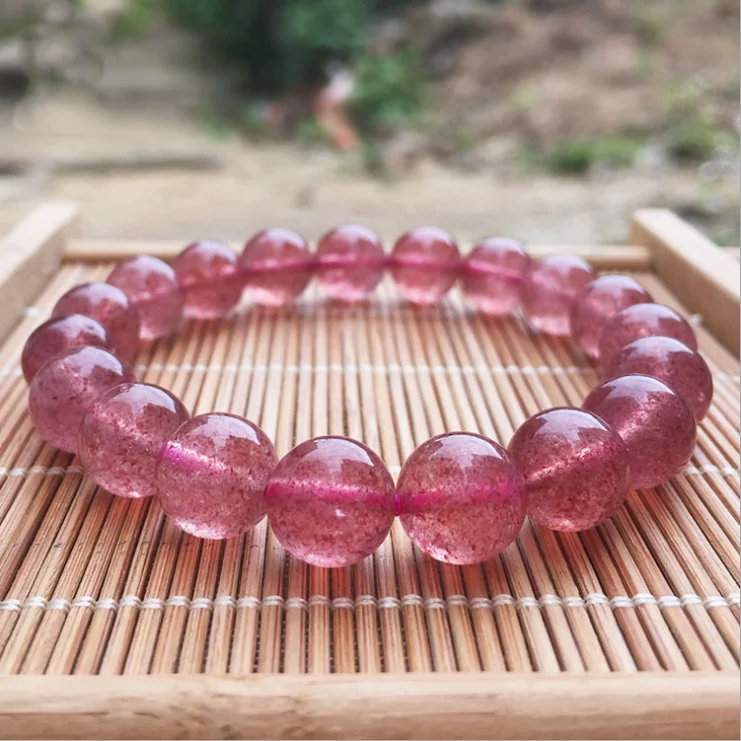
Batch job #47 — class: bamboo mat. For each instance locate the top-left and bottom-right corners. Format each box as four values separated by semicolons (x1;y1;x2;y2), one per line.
0;262;738;677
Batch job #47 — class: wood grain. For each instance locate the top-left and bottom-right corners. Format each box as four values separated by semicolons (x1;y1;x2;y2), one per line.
0;672;737;740
631;209;741;355
64;238;652;268
0;202;79;345
0;206;736;740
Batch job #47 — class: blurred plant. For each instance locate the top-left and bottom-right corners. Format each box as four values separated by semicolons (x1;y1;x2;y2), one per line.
667;121;737;161
160;0;409;93
349;47;426;136
519;135;646;175
109;0;159;41
295;117;327;144
508;84;538;112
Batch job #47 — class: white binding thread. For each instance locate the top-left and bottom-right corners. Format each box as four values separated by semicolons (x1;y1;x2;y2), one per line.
1;591;736;613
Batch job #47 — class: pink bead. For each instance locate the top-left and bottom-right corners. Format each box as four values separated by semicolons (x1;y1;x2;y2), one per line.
508;408;630;531
265;436;395;567
241;228;315;306
316;224;386;301
397;432;526;564
389;226;460;304
79;383;189;498
52;282;140;363
156;413;277;538
583;374;696;489
571;275;653;360
29;346;134;454
598;303;697;369
107;255;183;340
605;337;713;421
521;255;596;335
22;314;111;384
173;240;243;319
460;237;531;316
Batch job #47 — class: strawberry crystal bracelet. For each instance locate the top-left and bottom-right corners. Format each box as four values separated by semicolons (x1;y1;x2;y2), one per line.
22;226;712;567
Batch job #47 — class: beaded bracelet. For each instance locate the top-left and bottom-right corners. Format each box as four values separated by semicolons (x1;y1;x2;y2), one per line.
22;225;713;567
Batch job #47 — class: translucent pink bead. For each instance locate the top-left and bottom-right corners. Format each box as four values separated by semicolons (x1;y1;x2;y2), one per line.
107;255;183;340
79;383;189;498
397;432;526;564
156;413;277;538
389;226;460;304
508;408;630;531
52;282;140;363
521;255;596;335
22;314;111;384
265;436;395;567
316;224;386;301
571;275;653;360
29;346;134;454
606;337;713;421
173;240;243;319
460;237;531;316
583;374;696;489
241;228;315;306
598;303;697;369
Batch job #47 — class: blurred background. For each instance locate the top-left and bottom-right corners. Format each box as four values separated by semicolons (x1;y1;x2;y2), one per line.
0;0;738;245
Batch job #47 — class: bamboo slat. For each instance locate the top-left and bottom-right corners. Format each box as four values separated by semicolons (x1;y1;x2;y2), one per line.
0;206;738;739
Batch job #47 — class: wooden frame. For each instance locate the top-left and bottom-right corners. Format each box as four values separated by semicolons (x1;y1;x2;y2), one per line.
0;203;737;740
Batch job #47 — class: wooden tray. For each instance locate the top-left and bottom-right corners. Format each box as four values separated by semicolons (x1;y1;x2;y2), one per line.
0;203;738;740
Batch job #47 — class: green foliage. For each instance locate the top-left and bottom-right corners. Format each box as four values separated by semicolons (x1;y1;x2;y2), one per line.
349;48;426;136
520;135;645;175
667;121;722;160
161;0;413;93
295;117;326;144
109;0;158;40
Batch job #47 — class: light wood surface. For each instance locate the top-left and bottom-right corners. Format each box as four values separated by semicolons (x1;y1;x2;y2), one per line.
0;205;736;740
0;202;79;344
0;672;737;740
64;238;652;269
631;209;741;355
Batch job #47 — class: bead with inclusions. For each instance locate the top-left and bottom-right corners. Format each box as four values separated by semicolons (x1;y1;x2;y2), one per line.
29;346;134;454
397;432;527;563
521;255;596;336
583;374;696;489
108;255;184;340
508;407;631;531
157;413;278;539
389;226;460;305
265;436;395;567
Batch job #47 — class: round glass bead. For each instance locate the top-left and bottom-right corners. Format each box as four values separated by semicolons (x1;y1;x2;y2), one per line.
265;436;395;567
156;413;277;539
598;303;697;369
508;408;631;531
389;226;460;304
173;240;243;319
316;224;386;301
29;346;134;454
107;255;183;340
21;314;111;384
52;282;140;363
240;228;315;306
571;275;653;360
79;383;189;498
521;254;596;335
605;336;713;421
460;237;531;316
583;374;696;489
397;432;526;564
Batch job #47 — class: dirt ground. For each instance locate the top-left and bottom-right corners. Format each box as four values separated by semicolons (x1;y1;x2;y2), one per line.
0;0;737;246
1;91;734;246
